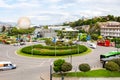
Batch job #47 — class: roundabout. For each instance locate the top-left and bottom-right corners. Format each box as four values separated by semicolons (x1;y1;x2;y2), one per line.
0;42;118;80
18;44;89;57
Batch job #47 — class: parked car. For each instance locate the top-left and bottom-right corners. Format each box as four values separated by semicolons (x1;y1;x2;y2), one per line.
20;42;26;45
13;43;20;46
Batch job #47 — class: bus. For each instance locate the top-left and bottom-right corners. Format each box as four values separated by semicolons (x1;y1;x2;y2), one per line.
100;51;120;62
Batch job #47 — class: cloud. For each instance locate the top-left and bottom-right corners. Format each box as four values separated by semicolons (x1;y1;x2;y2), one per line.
0;0;41;9
28;15;51;21
0;0;120;25
48;0;62;3
0;0;12;8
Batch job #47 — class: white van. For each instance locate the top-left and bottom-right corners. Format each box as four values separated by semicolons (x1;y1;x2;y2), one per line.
0;61;16;71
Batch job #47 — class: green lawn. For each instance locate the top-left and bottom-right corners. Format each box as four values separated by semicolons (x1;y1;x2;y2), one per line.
53;69;120;77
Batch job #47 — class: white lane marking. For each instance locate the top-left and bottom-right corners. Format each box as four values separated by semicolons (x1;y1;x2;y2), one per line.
39;61;46;66
6;51;11;59
48;59;52;62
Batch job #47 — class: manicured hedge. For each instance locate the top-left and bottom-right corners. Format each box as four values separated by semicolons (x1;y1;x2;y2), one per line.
21;46;32;54
33;44;78;50
21;44;87;56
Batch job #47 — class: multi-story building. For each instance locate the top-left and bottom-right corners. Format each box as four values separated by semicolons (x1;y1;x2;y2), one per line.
100;21;120;37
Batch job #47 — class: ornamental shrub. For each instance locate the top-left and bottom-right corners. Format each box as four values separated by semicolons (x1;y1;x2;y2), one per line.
61;62;72;72
53;59;65;73
79;63;91;72
53;59;72;74
105;61;120;71
111;58;120;66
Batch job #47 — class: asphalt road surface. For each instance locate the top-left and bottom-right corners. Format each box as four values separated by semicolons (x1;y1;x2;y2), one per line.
0;43;119;80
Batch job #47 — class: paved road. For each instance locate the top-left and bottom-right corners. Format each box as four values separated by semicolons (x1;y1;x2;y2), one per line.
0;43;119;80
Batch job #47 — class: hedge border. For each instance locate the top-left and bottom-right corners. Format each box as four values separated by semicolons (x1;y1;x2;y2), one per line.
21;44;88;56
17;45;91;58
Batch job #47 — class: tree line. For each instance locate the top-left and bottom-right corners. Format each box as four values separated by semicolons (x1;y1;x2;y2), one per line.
63;15;120;27
8;27;35;36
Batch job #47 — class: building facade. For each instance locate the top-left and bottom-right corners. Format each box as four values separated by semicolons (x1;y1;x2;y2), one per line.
100;21;120;37
75;25;90;32
62;27;79;39
34;27;57;38
48;26;70;30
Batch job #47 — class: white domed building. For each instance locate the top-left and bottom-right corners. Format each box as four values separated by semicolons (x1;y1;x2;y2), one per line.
17;17;31;29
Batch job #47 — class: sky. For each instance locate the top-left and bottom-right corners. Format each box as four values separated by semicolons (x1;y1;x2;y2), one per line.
0;0;120;25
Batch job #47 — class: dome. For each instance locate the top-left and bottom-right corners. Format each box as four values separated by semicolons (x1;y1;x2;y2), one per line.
17;17;31;29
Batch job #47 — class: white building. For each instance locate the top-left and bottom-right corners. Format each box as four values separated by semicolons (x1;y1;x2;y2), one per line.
48;26;70;30
100;21;120;37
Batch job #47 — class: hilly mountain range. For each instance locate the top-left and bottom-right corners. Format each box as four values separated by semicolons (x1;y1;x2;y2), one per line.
0;21;16;26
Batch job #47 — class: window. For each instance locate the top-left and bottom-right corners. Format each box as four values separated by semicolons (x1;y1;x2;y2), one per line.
4;64;8;67
10;64;13;66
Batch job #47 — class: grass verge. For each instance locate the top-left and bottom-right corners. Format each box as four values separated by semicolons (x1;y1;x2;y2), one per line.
53;69;120;77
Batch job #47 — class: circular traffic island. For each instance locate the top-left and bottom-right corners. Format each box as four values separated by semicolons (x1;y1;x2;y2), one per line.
18;44;89;58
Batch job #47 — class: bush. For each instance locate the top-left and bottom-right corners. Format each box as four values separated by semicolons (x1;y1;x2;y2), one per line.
105;61;120;71
53;59;65;73
91;34;99;40
79;63;91;72
81;37;87;42
45;38;52;45
61;62;72;72
111;58;120;66
111;38;120;42
53;59;72;74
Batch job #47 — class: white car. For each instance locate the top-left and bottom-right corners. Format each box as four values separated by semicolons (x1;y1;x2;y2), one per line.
88;43;96;49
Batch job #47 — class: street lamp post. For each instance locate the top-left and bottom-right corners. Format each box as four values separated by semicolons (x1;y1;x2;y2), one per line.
53;37;56;56
70;45;72;64
61;75;64;80
50;62;53;80
78;44;80;54
17;34;19;45
31;45;33;55
70;54;72;64
55;42;56;56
